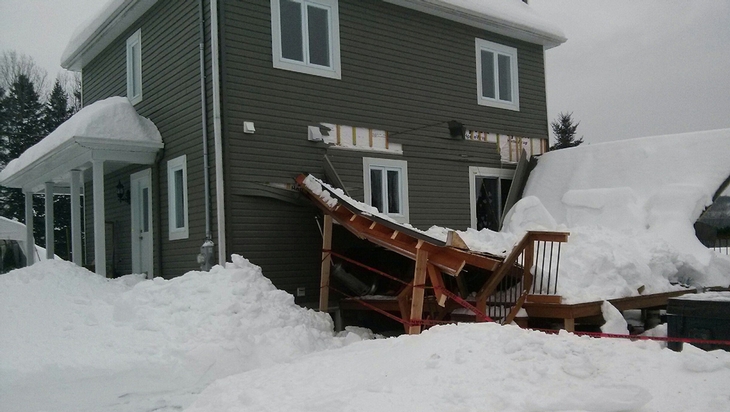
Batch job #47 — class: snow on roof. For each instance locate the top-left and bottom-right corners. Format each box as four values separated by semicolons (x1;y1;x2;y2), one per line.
61;0;159;70
385;0;565;48
518;128;730;302
63;0;565;71
0;96;162;183
0;217;26;241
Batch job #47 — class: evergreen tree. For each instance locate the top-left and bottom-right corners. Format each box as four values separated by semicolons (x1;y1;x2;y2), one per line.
549;112;584;151
0;85;7;169
0;74;46;245
41;79;75;259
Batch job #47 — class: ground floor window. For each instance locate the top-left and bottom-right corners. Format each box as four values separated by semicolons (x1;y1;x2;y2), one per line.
469;166;514;231
363;157;409;223
167;155;189;240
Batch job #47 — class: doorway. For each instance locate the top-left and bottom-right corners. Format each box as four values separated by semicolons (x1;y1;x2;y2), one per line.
130;169;153;277
469;166;514;231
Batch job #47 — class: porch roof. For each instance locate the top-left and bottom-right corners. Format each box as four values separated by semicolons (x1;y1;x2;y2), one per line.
0;97;163;193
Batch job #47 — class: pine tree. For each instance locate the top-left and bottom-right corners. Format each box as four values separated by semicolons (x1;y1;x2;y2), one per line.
549;112;584;151
40;79;75;259
0;74;46;245
0;85;7;169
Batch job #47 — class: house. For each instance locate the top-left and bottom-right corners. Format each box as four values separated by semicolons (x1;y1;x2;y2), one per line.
0;0;565;301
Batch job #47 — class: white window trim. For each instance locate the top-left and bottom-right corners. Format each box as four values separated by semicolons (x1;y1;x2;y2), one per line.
475;38;519;111
469;166;515;229
126;29;143;105
168;155;189;240
270;0;342;79
363;158;409;223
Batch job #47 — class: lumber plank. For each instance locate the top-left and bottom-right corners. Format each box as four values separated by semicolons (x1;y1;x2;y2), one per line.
319;215;333;312
408;247;429;334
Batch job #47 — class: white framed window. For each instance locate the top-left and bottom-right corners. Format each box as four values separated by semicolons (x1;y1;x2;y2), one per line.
126;29;143;105
363;158;409;223
167;155;189;240
475;38;519;111
469;166;515;231
271;0;341;79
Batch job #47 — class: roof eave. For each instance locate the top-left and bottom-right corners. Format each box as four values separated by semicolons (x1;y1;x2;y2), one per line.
61;0;161;71
383;0;566;49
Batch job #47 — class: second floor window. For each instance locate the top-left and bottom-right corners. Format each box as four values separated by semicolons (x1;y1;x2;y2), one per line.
271;0;341;79
126;29;143;105
363;158;409;223
475;38;519;111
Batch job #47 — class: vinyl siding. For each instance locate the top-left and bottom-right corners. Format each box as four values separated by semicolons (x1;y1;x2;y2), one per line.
219;0;544;296
82;0;215;278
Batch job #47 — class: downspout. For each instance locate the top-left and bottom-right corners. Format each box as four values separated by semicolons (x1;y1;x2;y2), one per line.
210;0;227;265
197;0;214;270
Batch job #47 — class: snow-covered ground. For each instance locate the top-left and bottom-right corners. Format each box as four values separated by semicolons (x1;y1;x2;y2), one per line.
3;258;730;412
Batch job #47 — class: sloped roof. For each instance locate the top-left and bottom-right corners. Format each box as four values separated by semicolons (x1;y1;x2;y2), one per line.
0;97;163;191
61;0;565;71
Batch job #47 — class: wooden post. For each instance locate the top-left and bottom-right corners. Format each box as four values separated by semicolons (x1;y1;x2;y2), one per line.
319;214;333;312
427;264;447;307
503;239;534;325
408;246;429;334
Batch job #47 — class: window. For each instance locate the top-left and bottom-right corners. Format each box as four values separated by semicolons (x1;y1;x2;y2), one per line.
271;0;341;79
469;167;515;231
475;38;519;111
126;29;143;105
363;158;409;223
167;155;188;240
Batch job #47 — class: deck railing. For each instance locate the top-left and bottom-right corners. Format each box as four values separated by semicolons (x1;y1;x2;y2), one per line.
710;238;730;255
477;231;569;324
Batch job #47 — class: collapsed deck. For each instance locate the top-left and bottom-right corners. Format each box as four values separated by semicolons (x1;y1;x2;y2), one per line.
296;174;694;333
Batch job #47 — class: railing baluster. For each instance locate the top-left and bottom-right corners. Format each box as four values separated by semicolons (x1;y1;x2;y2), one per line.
554;242;562;295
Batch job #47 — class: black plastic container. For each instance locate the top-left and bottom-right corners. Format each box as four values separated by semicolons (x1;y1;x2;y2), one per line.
667;296;730;351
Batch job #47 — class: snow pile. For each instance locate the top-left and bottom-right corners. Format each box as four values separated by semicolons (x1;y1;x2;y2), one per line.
0;96;161;179
511;129;730;302
674;291;730;302
187;322;730;412
0;257;355;411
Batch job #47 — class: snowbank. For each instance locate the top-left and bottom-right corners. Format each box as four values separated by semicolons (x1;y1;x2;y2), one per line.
512;129;730;302
186;322;730;412
0;257;357;411
0;96;161;180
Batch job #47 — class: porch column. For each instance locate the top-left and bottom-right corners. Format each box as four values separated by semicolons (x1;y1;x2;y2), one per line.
24;190;35;265
70;170;83;266
92;160;106;277
44;182;55;259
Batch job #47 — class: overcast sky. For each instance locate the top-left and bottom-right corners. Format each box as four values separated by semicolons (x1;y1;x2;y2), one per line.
1;0;729;145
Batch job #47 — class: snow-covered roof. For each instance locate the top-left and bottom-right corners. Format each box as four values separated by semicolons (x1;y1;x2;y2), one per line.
0;96;163;191
0;217;26;241
62;0;565;71
61;0;159;71
384;0;566;48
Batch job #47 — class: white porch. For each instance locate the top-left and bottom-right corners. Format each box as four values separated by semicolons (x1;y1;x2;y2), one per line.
0;97;163;276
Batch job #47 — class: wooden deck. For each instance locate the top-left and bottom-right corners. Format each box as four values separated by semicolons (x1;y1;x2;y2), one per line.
339;289;696;332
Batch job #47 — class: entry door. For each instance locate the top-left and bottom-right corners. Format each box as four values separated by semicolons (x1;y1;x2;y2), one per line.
131;169;153;277
469;167;514;231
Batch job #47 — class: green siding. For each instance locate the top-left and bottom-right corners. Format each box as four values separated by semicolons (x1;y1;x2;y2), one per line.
82;0;214;278
219;0;544;296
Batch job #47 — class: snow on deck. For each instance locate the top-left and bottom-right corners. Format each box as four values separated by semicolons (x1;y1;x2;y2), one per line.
0;96;161;180
520;128;730;303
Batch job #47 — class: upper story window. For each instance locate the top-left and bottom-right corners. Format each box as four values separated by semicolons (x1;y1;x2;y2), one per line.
167;155;189;240
271;0;341;79
475;38;519;111
126;29;143;105
363;158;409;223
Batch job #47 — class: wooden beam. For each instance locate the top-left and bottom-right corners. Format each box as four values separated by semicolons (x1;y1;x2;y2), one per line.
445;231;469;250
427;264;447;307
397;282;413;333
408;247;429;334
319;215;333;312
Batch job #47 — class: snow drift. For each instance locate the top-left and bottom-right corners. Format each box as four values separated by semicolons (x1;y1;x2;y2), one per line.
515;128;730;302
0;257;356;411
